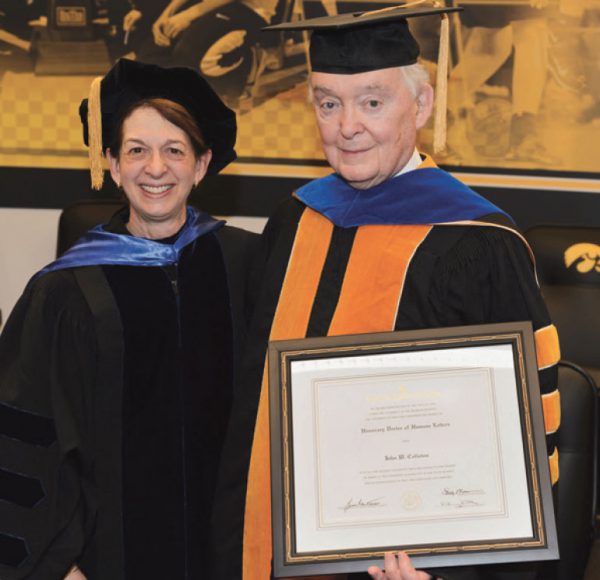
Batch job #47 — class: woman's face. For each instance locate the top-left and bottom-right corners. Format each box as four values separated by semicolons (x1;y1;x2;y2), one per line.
107;106;211;237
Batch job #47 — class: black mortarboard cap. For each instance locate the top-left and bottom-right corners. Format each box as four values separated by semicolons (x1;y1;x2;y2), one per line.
265;3;463;153
264;4;461;74
79;58;237;188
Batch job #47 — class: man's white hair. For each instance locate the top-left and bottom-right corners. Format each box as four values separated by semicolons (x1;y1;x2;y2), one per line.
307;62;431;101
399;62;430;99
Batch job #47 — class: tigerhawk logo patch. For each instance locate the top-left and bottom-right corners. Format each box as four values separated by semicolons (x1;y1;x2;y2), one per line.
564;243;600;273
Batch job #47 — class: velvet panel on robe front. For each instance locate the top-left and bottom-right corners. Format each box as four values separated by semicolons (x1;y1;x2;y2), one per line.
101;229;234;580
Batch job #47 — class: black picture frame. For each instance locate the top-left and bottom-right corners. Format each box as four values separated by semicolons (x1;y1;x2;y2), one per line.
268;321;558;577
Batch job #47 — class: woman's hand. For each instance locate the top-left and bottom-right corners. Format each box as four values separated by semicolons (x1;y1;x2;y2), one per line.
123;9;142;32
367;552;433;580
64;565;87;580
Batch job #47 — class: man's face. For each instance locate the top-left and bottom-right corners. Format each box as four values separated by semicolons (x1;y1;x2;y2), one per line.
310;68;432;190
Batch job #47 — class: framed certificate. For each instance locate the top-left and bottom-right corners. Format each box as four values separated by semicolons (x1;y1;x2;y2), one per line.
268;322;558;577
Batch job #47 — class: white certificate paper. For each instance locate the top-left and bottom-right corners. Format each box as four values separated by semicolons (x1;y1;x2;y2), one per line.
289;344;533;553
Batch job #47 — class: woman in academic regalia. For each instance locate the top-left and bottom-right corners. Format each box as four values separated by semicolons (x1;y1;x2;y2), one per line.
0;58;257;580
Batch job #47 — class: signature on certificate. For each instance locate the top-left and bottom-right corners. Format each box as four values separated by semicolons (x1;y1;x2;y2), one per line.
340;497;385;512
441;487;485;496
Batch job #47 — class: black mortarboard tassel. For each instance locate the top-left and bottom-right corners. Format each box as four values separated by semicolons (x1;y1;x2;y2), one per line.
79;59;237;189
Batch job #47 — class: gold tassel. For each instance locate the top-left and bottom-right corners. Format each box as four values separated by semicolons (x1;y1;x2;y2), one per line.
87;76;104;190
433;13;449;154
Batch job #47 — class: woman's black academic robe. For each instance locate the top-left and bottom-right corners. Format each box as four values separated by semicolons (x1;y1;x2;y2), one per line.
0;209;257;580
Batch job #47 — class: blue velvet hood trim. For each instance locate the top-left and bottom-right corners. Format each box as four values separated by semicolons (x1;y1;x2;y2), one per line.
294;167;511;227
35;206;224;280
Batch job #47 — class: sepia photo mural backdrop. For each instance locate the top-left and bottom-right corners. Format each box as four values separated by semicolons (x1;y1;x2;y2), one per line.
0;0;598;186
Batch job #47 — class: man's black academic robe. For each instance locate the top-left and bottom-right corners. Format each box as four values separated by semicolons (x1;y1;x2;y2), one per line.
211;197;559;580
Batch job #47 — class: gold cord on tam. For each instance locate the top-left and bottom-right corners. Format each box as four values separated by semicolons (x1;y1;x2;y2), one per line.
433;13;449;154
88;76;104;190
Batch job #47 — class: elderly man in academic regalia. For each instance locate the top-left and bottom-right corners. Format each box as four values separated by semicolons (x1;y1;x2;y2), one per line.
211;4;560;580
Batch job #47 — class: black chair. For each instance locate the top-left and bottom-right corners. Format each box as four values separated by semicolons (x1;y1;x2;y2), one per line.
56;199;122;257
525;225;600;388
549;362;598;580
524;226;600;578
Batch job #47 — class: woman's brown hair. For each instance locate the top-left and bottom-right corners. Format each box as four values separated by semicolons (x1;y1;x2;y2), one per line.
108;98;209;158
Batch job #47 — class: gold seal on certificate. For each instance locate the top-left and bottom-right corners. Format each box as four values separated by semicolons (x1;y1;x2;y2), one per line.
268;322;558;577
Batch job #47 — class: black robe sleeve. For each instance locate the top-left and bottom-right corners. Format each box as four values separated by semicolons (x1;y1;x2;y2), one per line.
0;271;97;580
423;226;558;580
216;225;262;378
428;226;558;431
